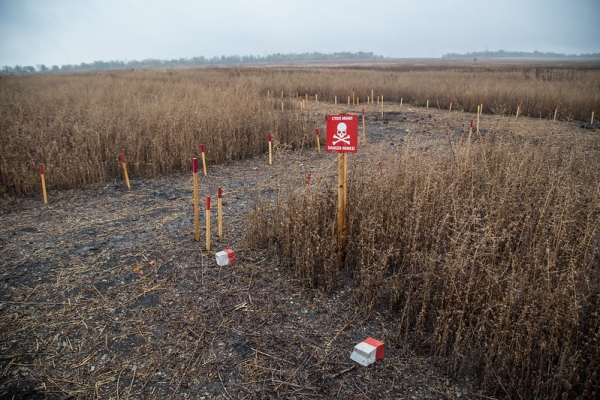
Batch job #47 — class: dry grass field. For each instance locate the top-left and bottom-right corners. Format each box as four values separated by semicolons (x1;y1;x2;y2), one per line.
1;61;599;399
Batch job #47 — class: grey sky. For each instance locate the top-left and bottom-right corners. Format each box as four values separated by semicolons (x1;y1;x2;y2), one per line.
0;0;598;67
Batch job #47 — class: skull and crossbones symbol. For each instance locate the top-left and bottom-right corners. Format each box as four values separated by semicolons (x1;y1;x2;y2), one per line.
333;122;351;145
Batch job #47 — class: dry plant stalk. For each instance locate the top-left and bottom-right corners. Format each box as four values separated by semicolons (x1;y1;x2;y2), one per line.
247;135;600;399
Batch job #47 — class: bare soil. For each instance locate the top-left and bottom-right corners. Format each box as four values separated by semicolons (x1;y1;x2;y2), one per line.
1;102;595;399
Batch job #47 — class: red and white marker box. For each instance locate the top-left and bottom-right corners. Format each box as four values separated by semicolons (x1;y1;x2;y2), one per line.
215;249;236;266
326;114;358;153
350;337;385;366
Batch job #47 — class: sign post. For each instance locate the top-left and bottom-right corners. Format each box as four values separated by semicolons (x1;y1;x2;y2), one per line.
326;114;358;250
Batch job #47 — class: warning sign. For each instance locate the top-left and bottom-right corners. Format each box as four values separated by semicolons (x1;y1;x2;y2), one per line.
326;114;358;153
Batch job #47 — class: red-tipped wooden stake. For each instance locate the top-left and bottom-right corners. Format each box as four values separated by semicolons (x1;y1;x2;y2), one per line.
315;128;321;155
352;87;355;105
39;163;48;204
217;186;223;237
268;134;273;165
119;153;130;189
554;105;558;122
206;196;211;251
193;158;199;241
200;144;207;176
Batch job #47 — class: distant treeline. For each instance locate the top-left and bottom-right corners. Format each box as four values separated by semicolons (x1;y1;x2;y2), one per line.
0;51;380;75
443;49;600;59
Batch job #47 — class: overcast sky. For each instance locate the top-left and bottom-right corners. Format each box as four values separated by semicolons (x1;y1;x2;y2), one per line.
0;0;598;67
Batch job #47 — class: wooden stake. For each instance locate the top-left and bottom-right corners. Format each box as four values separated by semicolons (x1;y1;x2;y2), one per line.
400;96;403;108
315;128;321;155
39;163;48;204
200;144;207;176
381;95;384;117
217;186;223;237
352;88;355;105
476;106;480;136
516;102;521;119
466;119;474;159
337;153;347;248
426;98;429;109
119;153;130;189
347;94;350;106
193;158;199;241
281;99;284;111
362;109;366;145
206;196;211;251
315;93;318;103
592;108;596;124
554;105;558;122
449;100;453;112
334;94;337;105
371;87;374;104
268;134;273;165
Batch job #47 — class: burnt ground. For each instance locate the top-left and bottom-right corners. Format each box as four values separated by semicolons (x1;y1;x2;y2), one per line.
1;102;596;399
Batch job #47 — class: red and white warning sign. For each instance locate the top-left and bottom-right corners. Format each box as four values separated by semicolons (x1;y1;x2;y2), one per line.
326;114;358;153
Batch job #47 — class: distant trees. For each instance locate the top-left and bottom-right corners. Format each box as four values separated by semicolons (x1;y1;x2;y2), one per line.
443;50;600;59
0;51;379;75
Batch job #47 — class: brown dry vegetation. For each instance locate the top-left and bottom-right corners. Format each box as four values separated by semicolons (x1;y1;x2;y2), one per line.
247;130;600;398
1;62;599;196
1;62;600;399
